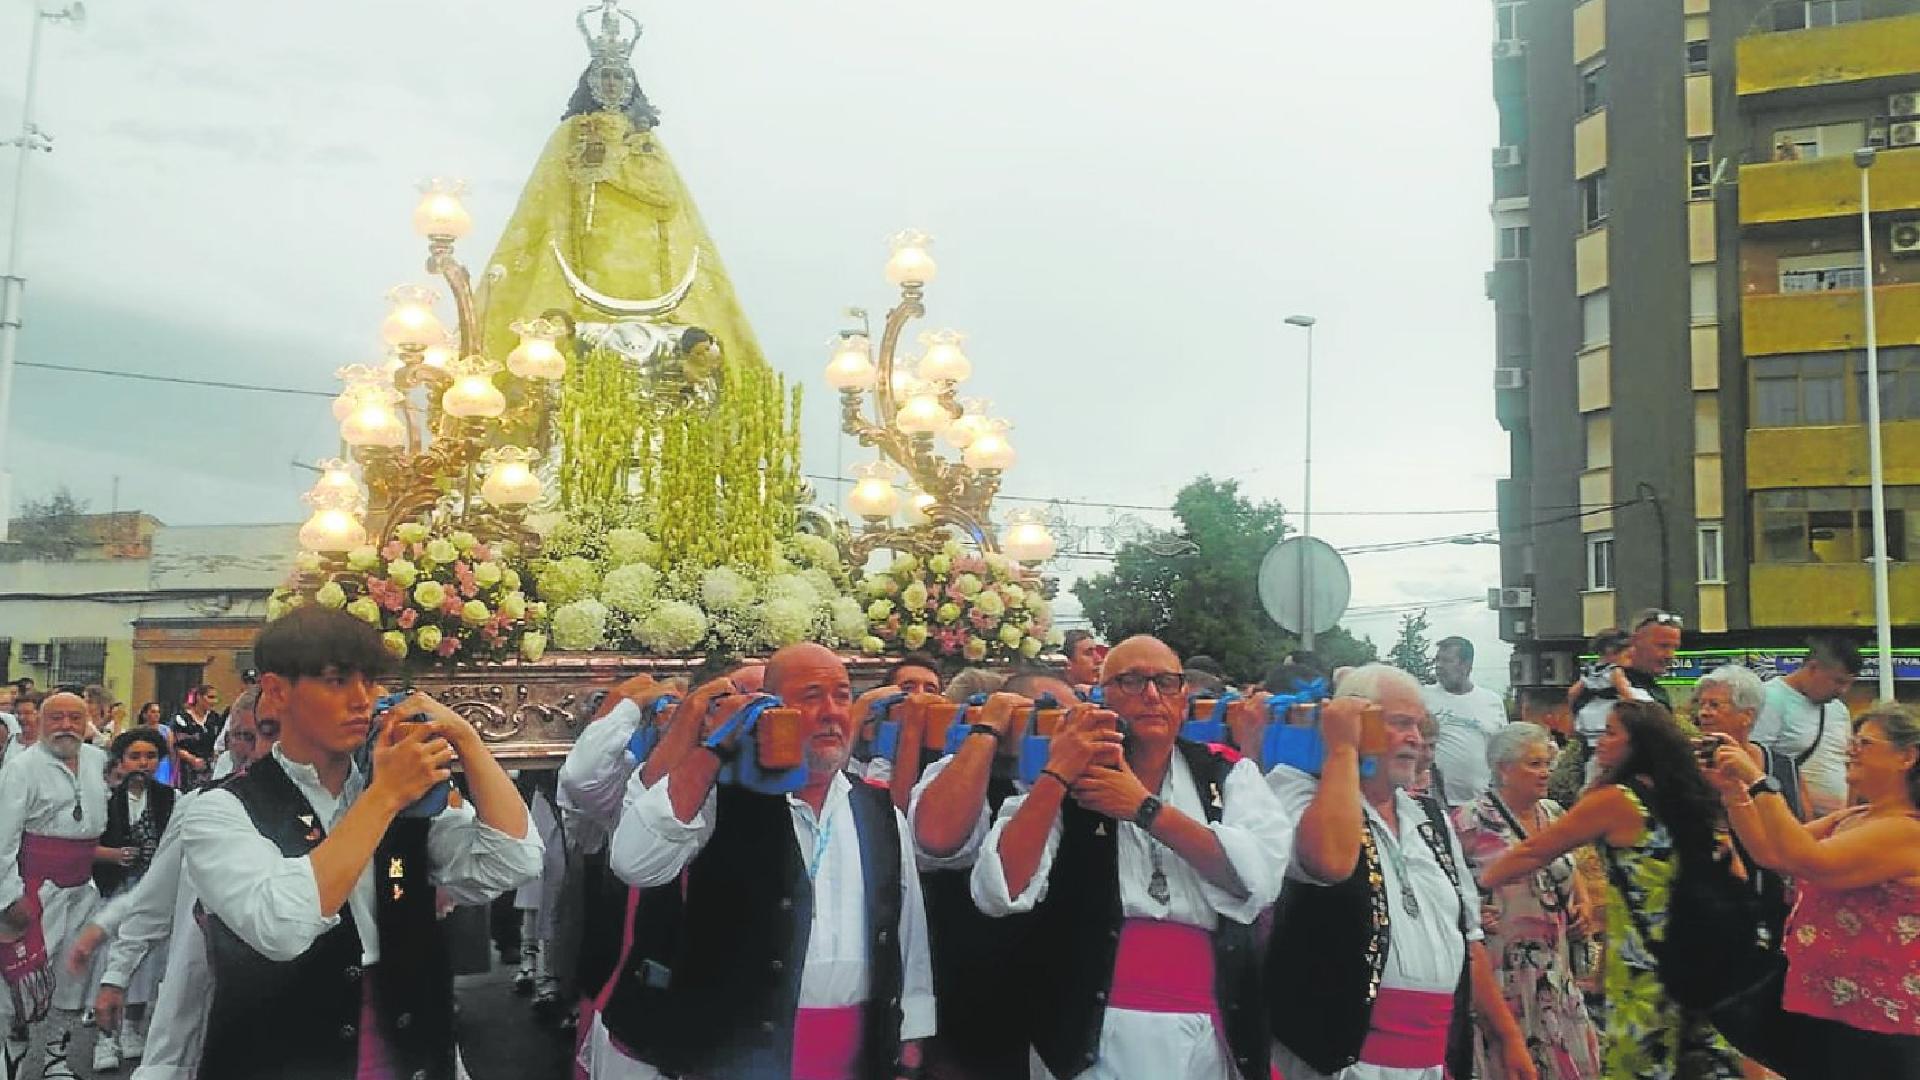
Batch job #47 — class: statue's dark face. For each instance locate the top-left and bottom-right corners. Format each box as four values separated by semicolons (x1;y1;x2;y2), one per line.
590;60;634;110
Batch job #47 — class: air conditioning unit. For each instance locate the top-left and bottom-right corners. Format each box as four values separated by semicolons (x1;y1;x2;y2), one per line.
1494;367;1527;390
1492;39;1527;60
1491;145;1523;168
1498;587;1535;610
1891;92;1920;119
1891;121;1920;149
18;643;51;666
1892;219;1920;257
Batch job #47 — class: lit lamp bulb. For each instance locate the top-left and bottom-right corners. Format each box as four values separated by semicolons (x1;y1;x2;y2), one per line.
943;399;991;450
847;461;901;522
339;389;406;448
507;317;568;381
298;492;366;553
885;229;938;288
421;330;457;371
442;357;507;419
1001;510;1058;564
963;421;1016;471
480;448;543;507
916;329;972;386
894;388;951;436
824;334;877;392
902;486;938;526
412;178;473;241
380;285;445;350
312;458;364;509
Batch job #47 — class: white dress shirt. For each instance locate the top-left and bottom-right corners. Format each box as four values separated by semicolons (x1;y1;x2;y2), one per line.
971;754;1290;1080
600;768;935;1069
0;742;110;1022
557;698;647;854
1267;767;1483;1080
905;754;1015;872
177;744;544;964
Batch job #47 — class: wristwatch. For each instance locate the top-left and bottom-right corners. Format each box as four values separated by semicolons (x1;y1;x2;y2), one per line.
1134;795;1164;832
967;722;1003;743
1746;775;1784;799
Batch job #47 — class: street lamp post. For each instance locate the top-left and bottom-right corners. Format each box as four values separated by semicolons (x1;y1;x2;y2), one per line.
1856;147;1894;700
0;2;85;542
1285;314;1317;649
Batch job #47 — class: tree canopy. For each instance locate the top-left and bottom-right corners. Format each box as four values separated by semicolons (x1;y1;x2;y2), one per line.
1386;608;1437;683
1071;476;1374;683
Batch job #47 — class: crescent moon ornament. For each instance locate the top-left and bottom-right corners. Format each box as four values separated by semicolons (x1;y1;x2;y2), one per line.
551;241;701;319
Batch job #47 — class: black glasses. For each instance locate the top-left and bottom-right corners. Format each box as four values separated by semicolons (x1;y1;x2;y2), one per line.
1104;672;1187;696
1635;611;1684;631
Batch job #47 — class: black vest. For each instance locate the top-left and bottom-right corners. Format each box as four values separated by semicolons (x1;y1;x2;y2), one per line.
1266;791;1473;1079
1026;742;1269;1080
198;756;455;1080
604;778;907;1080
93;781;175;896
922;771;1031;1074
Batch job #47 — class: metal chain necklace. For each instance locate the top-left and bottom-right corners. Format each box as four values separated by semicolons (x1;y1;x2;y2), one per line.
1369;817;1421;918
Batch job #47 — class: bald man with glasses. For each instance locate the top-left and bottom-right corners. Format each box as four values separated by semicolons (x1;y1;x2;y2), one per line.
972;635;1289;1079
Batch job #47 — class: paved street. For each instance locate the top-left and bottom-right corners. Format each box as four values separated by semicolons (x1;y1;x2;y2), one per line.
32;963;573;1080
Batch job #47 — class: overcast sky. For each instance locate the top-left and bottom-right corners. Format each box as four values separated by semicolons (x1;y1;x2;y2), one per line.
0;0;1513;685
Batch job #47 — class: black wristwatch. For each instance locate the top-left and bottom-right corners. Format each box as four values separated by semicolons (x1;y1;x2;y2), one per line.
967;722;1002;743
1134;794;1164;832
1747;775;1784;799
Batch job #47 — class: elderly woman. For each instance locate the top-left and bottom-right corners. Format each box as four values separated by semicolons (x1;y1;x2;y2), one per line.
1454;723;1603;1080
1695;665;1809;821
1705;704;1920;1078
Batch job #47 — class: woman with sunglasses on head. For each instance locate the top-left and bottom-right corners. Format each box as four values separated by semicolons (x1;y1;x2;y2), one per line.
1482;700;1741;1080
1702;703;1920;1078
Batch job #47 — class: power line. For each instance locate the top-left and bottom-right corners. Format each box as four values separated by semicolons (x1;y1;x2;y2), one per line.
803;472;1496;517
20;360;336;399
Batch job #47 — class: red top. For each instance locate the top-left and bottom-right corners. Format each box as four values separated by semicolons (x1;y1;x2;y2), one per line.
1782;813;1920;1036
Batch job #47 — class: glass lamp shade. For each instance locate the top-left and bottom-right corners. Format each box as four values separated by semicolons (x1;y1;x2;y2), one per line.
942;400;991;450
481;458;542;507
421;333;457;370
442;360;506;419
902;487;938;526
340;397;407;448
963;424;1016;471
893;391;950;436
824;335;877;392
380;285;445;350
847;461;901;520
1001;512;1058;563
311;459;363;509
885;230;938;287
507;318;568;381
298;507;366;553
412;180;473;240
916;330;972;385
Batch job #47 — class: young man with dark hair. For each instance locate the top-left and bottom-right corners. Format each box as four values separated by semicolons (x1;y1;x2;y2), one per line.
0;693;36;772
885;653;943;698
1753;635;1863;817
87;728;173;1072
1062;630;1105;691
1419;637;1509;806
174;606;541;1080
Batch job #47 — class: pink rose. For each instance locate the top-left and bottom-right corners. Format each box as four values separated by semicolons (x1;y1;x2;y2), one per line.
382;541;404;562
471;544;492;563
442;594;465;616
436;636;460;657
459;580;478;599
397;608;418;629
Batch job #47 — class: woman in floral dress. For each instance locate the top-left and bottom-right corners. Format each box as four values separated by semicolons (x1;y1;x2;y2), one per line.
1484;701;1742;1079
1456;722;1603;1080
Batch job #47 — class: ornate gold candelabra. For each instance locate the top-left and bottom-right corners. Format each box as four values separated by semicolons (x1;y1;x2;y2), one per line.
823;231;1055;565
298;180;565;559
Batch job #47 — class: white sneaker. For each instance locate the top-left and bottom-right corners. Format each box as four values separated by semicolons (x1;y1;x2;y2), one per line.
119;1024;146;1059
92;1032;123;1073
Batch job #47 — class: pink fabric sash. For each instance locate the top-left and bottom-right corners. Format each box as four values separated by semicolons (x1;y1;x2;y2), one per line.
356;971;397;1080
21;834;94;889
1108;918;1216;1014
1357;987;1453;1069
791;1005;864;1080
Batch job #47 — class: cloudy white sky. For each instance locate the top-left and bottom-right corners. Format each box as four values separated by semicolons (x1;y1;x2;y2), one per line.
0;0;1512;685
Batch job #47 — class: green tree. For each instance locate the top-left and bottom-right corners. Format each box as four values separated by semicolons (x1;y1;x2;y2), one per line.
1387;609;1436;682
1071;476;1375;683
8;488;90;562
